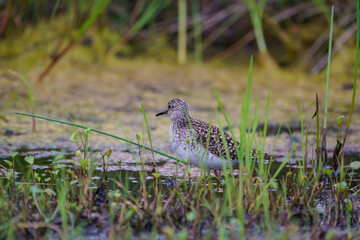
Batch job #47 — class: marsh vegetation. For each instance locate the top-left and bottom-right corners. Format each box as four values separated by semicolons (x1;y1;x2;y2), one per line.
0;1;360;239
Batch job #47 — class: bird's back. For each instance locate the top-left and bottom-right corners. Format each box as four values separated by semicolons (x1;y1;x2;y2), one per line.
190;118;239;160
191;118;271;162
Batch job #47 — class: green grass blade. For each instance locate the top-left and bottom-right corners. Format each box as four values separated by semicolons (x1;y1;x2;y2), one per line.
141;104;157;167
15;112;186;164
259;85;271;176
128;0;172;38
323;6;334;130
244;0;268;53
73;0;110;41
178;0;187;64
242;56;253;172
343;0;359;145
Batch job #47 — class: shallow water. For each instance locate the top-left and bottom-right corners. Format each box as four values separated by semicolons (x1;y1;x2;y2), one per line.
1;143;359;194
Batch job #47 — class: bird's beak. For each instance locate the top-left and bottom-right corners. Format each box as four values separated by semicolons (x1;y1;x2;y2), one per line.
156;109;168;117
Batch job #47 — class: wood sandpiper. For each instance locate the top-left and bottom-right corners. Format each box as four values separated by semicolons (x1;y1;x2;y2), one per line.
156;98;270;170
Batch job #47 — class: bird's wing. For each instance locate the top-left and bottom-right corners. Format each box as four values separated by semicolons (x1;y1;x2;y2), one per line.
191;119;238;160
190;119;271;161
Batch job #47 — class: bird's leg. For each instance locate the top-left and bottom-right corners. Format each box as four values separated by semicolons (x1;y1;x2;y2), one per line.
214;170;221;190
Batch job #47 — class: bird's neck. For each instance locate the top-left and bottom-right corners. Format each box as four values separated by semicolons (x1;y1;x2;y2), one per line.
171;115;191;129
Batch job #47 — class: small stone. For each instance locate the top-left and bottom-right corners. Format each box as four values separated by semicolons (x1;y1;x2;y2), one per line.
82;36;93;47
115;51;125;59
342;83;353;90
4;129;22;136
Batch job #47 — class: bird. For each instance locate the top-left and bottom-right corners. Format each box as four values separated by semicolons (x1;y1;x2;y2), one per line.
156;98;270;170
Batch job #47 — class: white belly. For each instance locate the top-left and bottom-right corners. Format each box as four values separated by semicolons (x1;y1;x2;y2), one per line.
170;134;237;170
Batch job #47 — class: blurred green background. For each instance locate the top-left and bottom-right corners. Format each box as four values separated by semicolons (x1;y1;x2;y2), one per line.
0;0;358;73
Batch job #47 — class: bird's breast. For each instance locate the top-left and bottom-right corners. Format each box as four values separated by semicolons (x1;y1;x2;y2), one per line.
169;123;192;158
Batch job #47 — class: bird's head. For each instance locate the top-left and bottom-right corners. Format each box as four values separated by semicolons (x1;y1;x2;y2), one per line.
156;99;190;120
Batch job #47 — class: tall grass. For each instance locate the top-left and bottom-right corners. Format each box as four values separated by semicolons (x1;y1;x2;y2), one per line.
212;56;292;237
177;0;187;64
322;6;334;131
244;0;268;53
319;6;334;168
141;104;157;170
341;0;359;152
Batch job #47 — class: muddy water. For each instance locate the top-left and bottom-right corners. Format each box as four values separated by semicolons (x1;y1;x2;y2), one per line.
1;142;359;194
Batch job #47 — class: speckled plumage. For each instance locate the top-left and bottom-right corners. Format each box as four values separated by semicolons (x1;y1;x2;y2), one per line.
156;99;269;170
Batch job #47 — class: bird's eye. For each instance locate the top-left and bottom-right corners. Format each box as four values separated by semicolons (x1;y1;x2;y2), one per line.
168;105;172;109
